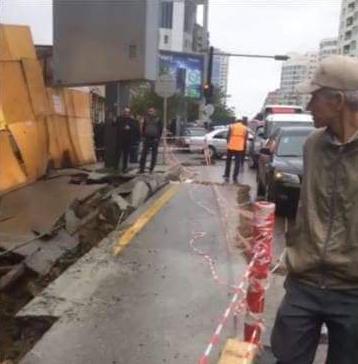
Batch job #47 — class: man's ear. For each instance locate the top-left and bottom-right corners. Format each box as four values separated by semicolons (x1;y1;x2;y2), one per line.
335;91;345;111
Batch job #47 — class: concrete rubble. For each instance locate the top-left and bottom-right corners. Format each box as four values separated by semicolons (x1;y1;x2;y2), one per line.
0;169;177;284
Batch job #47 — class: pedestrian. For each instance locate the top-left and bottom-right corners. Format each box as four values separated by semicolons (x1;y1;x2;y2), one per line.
223;118;248;183
271;55;358;364
139;107;163;174
117;107;140;173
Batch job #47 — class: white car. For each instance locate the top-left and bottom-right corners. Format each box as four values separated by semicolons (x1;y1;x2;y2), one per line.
189;128;228;158
189;127;253;159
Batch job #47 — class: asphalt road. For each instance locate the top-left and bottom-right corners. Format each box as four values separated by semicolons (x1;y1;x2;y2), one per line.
18;153;327;364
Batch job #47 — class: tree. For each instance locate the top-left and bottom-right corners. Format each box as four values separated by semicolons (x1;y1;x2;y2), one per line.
129;83;199;122
129;82;235;124
210;88;236;124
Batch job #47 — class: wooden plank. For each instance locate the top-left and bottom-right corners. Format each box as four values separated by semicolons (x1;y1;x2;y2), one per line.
218;339;258;364
1;61;35;124
0;131;27;193
0;25;36;61
22;59;50;117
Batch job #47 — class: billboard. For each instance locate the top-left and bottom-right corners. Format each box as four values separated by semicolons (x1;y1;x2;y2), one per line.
53;0;159;86
159;51;204;99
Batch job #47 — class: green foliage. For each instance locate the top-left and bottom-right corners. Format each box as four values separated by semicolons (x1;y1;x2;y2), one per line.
129;83;235;123
211;88;236;124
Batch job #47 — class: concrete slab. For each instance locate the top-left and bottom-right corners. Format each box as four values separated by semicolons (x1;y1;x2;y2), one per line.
24;230;78;276
0;177;101;256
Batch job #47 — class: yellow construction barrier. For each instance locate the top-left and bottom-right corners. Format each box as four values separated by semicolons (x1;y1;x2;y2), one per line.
0;24;96;193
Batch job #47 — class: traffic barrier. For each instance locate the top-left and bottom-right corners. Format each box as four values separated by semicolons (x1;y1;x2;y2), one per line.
244;201;275;345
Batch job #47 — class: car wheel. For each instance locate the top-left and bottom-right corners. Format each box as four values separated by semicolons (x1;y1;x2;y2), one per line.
267;183;284;215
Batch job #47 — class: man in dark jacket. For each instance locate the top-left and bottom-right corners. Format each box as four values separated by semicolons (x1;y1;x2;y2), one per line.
139;107;163;173
117;107;140;173
271;55;358;364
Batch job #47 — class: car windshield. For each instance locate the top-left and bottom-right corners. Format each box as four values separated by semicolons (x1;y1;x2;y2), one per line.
276;134;308;157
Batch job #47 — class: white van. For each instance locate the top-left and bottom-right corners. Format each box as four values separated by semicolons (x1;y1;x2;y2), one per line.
264;113;313;139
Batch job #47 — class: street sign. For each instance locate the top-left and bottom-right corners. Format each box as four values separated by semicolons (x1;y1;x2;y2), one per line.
155;74;176;98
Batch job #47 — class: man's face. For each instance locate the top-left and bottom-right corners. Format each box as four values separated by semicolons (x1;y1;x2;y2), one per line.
307;90;342;129
124;108;131;117
148;108;155;116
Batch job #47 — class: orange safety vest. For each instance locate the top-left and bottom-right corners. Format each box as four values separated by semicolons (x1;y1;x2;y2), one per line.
227;122;247;151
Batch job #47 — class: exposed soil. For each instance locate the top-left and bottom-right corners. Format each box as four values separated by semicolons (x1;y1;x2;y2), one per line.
0;186;130;362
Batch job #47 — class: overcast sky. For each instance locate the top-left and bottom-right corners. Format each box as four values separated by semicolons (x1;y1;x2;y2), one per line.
1;0;342;117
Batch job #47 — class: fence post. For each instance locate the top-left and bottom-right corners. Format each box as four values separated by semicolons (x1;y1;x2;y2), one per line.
244;201;275;344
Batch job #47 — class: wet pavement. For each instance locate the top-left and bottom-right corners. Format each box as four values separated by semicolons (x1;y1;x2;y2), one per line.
16;153;327;364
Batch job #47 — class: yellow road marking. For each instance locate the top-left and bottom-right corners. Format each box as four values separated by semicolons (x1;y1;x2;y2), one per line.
112;184;180;256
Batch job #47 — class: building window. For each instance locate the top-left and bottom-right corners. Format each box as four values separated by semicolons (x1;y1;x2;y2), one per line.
160;1;173;29
164;35;169;44
347;16;354;27
184;2;195;33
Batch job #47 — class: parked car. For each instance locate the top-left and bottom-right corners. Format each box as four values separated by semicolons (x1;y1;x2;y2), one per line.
189;127;253;159
248;113;313;169
256;126;314;213
178;127;207;148
248;125;265;168
189;128;228;158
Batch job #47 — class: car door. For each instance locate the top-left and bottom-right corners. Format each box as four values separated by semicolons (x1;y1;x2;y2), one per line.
211;130;228;154
258;131;277;188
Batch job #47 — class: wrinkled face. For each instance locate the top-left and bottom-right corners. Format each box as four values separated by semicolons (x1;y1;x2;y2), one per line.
148;108;156;116
123;108;131;117
307;89;343;129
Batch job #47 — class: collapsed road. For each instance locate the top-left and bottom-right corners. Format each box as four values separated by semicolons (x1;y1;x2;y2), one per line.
0;165;181;363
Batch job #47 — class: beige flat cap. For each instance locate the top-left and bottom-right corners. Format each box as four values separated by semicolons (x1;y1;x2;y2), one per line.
296;55;358;94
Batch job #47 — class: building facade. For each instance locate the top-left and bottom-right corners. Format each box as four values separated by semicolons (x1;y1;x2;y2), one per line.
158;0;198;53
263;89;285;106
338;0;358;56
319;38;338;61
212;48;229;96
278;52;318;107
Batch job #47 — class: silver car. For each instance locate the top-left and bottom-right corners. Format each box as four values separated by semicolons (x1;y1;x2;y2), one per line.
189;128;228;158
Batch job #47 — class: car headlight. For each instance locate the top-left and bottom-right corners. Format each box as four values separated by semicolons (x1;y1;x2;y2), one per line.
274;170;300;184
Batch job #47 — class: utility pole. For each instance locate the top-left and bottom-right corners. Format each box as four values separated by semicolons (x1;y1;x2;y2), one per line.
199;0;210;123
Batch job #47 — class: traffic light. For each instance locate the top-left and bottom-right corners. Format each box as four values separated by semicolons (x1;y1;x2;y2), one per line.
203;83;214;104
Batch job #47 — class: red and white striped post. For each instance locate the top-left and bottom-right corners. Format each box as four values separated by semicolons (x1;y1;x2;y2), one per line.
244;201;275;345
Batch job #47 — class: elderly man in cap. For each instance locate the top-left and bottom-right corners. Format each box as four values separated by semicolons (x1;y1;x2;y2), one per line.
271;55;358;364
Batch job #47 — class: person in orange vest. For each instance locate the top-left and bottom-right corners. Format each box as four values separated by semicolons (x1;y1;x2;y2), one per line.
223;118;248;183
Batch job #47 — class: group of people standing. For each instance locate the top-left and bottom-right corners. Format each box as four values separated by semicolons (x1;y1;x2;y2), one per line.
112;107;163;174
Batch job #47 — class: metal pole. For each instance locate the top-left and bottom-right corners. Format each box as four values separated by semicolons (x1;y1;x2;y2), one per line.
163;97;168;165
199;0;209;123
213;52;289;61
